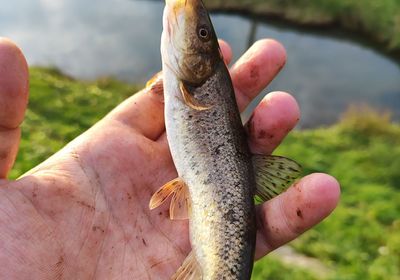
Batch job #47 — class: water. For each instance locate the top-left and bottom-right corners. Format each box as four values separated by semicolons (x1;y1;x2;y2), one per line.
1;0;399;127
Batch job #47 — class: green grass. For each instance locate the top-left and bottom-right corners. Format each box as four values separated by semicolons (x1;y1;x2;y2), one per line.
276;106;400;279
12;68;400;279
253;257;318;280
10;67;139;178
205;0;400;56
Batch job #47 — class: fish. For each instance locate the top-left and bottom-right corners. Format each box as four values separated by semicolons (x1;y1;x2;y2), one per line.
147;0;302;279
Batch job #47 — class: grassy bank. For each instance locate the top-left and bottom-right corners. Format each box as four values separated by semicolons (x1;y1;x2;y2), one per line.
12;68;400;279
10;67;139;178
276;107;400;279
205;0;400;57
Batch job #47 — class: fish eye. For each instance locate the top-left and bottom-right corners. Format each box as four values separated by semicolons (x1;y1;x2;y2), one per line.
198;25;210;41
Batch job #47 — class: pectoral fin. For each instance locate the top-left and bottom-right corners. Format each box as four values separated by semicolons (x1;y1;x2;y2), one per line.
170;182;191;220
171;251;202;280
149;178;190;220
180;81;211;111
252;155;302;203
146;71;163;95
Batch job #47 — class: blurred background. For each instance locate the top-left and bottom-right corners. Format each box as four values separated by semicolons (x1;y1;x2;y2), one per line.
1;0;399;279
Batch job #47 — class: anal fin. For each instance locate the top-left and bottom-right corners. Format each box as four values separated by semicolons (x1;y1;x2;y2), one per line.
171;251;202;280
253;155;302;203
149;178;191;220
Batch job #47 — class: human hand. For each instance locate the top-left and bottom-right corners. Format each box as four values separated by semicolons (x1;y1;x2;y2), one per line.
0;37;340;279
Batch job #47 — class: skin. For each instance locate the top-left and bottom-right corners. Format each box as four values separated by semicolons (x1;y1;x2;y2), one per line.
0;37;340;279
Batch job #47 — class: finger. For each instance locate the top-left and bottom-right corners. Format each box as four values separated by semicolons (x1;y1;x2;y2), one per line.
246;91;300;155
254;173;340;260
218;39;232;65
0;129;21;178
0;38;28;128
0;38;29;178
107;40;234;140
231;39;287;111
107;89;165;140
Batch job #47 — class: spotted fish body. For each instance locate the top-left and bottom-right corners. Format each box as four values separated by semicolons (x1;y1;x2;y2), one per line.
160;1;256;278
163;57;256;278
148;0;301;279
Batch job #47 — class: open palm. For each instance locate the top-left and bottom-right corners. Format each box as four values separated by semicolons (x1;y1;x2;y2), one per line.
0;38;340;279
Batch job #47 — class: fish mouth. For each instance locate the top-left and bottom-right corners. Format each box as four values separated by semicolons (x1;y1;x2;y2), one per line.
162;1;182;79
162;0;190;80
163;0;183;37
165;0;188;9
165;0;188;22
165;0;198;26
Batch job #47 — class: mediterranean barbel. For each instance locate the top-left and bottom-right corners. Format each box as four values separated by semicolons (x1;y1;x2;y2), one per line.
148;0;301;279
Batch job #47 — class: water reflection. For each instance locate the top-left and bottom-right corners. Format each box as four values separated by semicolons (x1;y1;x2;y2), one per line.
252;22;400;127
1;0;164;81
1;0;399;127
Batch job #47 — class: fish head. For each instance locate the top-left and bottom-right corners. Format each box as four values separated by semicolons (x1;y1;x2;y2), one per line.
162;0;222;85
